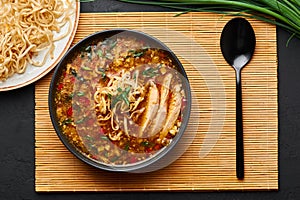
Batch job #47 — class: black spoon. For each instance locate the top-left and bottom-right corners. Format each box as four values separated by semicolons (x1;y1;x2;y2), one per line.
220;17;256;179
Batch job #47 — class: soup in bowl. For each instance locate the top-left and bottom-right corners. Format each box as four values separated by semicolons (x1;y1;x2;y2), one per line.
49;29;191;172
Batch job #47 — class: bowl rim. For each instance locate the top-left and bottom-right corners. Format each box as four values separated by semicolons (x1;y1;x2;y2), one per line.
48;28;192;172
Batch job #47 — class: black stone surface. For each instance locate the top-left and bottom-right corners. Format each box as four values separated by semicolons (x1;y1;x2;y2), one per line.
1;0;300;199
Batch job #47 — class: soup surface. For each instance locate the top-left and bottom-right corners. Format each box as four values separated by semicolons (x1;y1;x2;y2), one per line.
54;34;187;166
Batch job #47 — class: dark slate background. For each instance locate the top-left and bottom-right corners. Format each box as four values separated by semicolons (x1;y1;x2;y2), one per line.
1;0;300;199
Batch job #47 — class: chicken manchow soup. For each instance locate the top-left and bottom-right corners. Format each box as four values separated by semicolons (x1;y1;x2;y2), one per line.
53;32;189;166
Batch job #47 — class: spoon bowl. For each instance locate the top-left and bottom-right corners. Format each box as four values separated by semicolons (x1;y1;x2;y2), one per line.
220;17;256;179
221;18;256;70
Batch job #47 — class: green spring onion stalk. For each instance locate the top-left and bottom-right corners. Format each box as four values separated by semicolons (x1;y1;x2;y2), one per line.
117;0;300;39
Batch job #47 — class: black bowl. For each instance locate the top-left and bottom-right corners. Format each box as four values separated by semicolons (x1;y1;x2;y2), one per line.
49;29;191;173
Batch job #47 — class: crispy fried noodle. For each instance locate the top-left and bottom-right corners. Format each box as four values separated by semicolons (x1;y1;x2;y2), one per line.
0;0;74;81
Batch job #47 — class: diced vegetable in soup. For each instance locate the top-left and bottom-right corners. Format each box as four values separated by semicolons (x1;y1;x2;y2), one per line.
54;35;187;166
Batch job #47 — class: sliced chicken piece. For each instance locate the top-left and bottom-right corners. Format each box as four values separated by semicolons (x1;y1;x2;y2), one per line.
138;81;159;138
148;73;172;136
159;84;182;140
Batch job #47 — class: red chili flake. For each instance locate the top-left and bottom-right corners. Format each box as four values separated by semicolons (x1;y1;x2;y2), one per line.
99;127;106;135
130;157;137;163
145;147;152;153
91;155;97;160
86;118;94;126
66;107;73;117
70;76;76;83
178;115;182;122
57;83;63;90
154;144;161;150
159;52;165;58
79;97;90;106
166;134;172;139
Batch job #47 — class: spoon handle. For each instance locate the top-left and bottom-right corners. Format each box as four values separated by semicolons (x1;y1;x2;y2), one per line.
236;69;244;179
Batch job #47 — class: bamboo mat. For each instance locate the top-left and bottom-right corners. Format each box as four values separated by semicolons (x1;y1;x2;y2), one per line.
35;12;278;192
